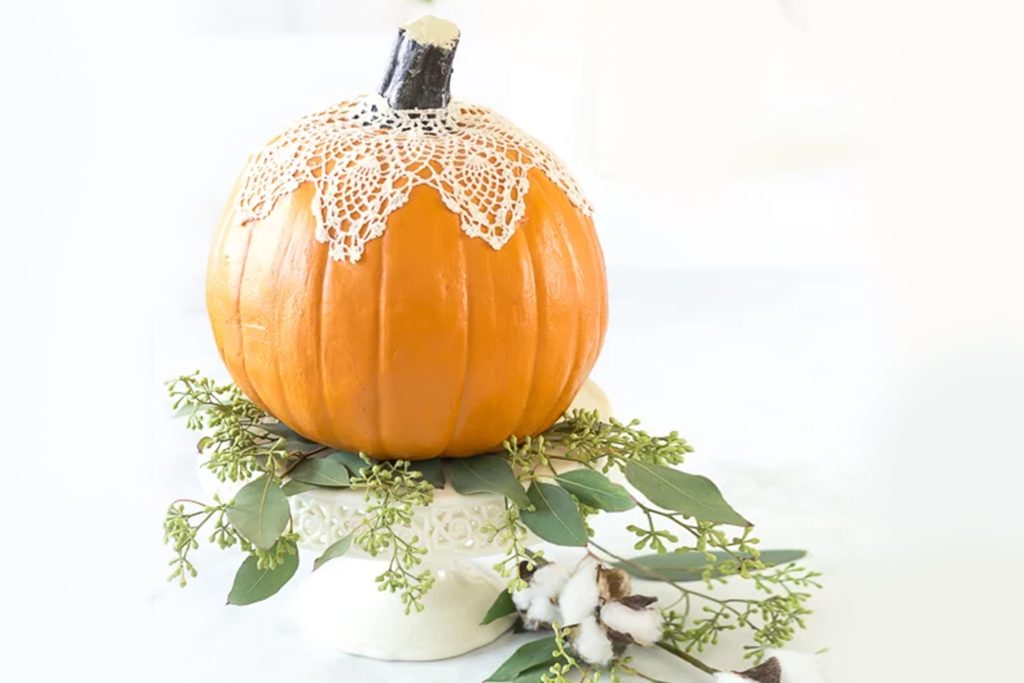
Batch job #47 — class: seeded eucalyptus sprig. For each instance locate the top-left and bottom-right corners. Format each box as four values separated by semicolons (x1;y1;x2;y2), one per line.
167;372;308;483
163;497;233;586
349;461;436;612
162;372;821;679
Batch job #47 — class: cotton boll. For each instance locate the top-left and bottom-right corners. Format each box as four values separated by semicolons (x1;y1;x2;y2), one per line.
532;563;571;597
599;601;664;646
558;558;601;624
767;650;826;683
512;563;570;612
524;595;561;627
571;616;614;668
511;586;534;612
714;674;755;683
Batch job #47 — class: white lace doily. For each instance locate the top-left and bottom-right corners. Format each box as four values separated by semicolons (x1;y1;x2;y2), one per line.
236;94;592;263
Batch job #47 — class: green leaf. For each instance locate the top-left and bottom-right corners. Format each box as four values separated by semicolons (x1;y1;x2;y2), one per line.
481;589;517;625
288;456;351;487
624;461;750;526
554;469;635;512
519;482;588;547
226;475;290;550
486;636;558;681
257;421;317;444
281;480;315;496
313;534;354;571
172;403;198;418
509;665;553;683
615;549;808;582
281;439;326;454
449;455;529;507
329;450;371;477
408;458;445;488
226;551;299;605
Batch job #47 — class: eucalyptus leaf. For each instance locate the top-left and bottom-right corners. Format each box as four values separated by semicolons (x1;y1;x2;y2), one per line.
486;636;558;681
226;551;299;606
555;469;635;512
449;455;529;508
481;589;517;625
281;439;326;454
226;475;290;550
257;421;318;444
329;450;371;477
624;461;750;527
313;534;354;571
281;480;315;496
615;549;808;582
288;457;351;487
519;482;588;546
172;403;198;419
509;665;554;683
408;458;445;488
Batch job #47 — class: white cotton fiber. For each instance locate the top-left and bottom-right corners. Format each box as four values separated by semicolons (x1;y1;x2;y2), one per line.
571;616;614;667
558;558;601;624
767;650;827;683
524;596;561;627
599;601;664;646
512;563;570;612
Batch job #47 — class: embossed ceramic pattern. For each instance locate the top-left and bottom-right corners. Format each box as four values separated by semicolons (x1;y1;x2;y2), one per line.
290;486;509;560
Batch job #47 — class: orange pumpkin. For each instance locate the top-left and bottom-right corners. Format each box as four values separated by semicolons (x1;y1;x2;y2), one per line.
205;18;607;459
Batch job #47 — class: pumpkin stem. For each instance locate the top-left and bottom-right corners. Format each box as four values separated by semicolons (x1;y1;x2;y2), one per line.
378;15;460;111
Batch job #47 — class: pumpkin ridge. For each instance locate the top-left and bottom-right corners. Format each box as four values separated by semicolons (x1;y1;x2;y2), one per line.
231;223;270;413
536;175;585;427
371;228;388;454
311;231;332;443
511;208;543;438
565;183;606;417
444;232;472;453
585;212;610;374
268;227;298;435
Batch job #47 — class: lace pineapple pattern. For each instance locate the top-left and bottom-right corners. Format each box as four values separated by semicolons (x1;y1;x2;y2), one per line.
236;94;592;263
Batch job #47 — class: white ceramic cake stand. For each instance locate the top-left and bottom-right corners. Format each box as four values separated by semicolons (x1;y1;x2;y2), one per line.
198;380;611;662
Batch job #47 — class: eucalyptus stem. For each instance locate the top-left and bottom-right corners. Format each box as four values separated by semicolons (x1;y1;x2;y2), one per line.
171;498;213;508
656;641;719;675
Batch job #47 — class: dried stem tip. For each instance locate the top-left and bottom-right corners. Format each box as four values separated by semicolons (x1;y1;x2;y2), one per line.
378;15;461;110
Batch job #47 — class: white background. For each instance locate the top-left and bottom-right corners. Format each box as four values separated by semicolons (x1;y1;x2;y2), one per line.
2;1;1022;681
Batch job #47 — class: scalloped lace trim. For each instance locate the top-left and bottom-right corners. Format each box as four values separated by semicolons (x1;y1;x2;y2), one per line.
236;94;592;263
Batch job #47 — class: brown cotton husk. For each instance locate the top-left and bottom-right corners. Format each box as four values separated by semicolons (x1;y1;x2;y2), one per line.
615;594;658;610
604;625;634;656
518;559;542;582
736;657;782;683
597;567;632;601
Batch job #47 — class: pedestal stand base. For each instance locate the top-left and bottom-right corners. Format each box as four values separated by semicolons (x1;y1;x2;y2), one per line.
291;558;512;661
200;380;611;661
